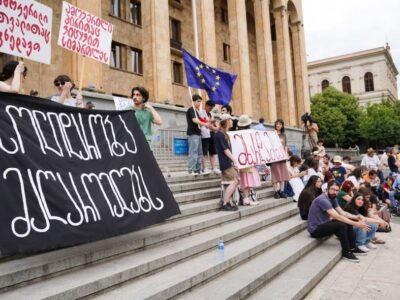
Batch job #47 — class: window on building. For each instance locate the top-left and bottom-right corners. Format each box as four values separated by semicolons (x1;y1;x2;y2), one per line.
321;79;329;91
221;8;229;24
130;1;141;25
364;72;374;92
223;43;231;63
111;0;120;17
131;48;142;74
110;42;121;69
170;18;182;49
172;61;183;84
342;76;351;94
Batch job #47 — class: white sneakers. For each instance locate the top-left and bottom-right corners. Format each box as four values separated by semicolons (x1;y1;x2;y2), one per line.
201;169;211;175
357;245;370;252
366;242;377;249
213;168;221;174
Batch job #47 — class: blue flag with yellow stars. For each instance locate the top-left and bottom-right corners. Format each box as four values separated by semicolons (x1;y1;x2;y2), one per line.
182;48;237;106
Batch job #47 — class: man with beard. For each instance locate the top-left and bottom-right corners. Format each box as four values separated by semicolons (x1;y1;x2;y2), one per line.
308;181;370;263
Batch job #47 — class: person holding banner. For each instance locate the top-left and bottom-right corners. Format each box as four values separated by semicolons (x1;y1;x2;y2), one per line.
131;86;162;145
237;114;260;205
215;114;239;211
51;75;84;108
271;119;291;199
0;61;26;93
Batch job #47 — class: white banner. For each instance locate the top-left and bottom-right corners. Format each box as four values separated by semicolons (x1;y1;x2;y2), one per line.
57;1;113;64
228;129;288;169
113;96;133;111
0;0;52;64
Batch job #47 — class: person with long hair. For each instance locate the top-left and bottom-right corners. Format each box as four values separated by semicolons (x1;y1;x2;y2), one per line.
287;155;306;202
51;74;84;107
0;61;26;93
214;114;239;211
347;166;366;190
337;180;354;208
271;119;291;199
297;175;322;220
344;193;388;252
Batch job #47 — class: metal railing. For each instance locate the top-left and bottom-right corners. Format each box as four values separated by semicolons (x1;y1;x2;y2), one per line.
152;129;187;161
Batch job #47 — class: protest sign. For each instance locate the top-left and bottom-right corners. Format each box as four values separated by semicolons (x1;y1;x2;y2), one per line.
228;129;288;169
0;92;180;255
57;1;113;64
113;96;134;111
0;0;52;64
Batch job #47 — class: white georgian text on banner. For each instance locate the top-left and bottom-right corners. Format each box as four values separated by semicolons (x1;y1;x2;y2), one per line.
0;0;52;64
228;129;289;169
57;1;113;64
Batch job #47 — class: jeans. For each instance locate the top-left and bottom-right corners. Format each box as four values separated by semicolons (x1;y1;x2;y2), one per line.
310;220;355;254
188;135;202;173
353;223;378;246
388;191;400;208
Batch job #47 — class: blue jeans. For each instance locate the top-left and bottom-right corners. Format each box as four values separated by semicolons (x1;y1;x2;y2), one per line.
188;135;202;173
353;223;378;246
388;191;400;208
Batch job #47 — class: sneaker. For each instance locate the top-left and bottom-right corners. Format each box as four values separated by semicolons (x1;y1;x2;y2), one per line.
273;192;281;199
366;242;377;249
220;203;238;211
189;171;199;175
342;252;360;263
201;169;211;175
279;191;288;198
352;247;368;256
357;245;370;253
213;168;221;174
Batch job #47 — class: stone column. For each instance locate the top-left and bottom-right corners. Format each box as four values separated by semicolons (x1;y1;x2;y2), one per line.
294;21;310;113
254;0;277;122
142;0;172;102
200;0;217;66
228;0;252;116
273;5;297;126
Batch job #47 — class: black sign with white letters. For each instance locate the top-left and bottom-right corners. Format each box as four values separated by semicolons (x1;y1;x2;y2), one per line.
0;92;180;255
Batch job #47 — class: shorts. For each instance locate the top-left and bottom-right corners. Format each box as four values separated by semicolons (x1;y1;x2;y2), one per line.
221;167;238;182
202;137;217;155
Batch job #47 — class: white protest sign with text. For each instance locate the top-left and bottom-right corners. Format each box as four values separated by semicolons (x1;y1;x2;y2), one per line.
113;96;134;111
58;1;113;64
228;129;288;169
0;0;52;64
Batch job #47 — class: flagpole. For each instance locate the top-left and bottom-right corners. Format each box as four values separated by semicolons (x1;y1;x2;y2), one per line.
191;0;201;97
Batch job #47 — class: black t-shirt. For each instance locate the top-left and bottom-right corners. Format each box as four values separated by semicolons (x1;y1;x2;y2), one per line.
186;107;201;136
229;117;239;131
214;131;232;171
388;155;398;173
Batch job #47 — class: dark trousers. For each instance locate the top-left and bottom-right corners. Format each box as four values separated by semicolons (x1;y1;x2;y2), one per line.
310;220;355;254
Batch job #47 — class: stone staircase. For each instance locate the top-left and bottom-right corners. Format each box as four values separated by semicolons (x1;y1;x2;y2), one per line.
0;161;342;299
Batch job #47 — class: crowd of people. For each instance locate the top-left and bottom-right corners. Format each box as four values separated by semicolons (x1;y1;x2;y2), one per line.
184;92;398;264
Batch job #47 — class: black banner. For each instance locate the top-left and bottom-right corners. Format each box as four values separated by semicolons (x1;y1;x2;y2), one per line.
0;93;180;255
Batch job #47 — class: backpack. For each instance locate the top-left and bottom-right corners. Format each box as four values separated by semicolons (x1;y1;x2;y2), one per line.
376;205;391;232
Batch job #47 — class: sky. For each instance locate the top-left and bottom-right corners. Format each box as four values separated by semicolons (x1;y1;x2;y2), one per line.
302;0;400;97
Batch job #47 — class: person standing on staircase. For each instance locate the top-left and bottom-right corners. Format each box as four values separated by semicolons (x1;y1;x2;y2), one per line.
131;86;162;146
187;94;210;175
308;180;371;263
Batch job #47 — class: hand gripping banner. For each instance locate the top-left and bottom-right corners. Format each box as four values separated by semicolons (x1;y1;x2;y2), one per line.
0;93;180;255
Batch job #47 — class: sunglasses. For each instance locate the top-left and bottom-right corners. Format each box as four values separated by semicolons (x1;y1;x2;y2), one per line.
54;81;66;87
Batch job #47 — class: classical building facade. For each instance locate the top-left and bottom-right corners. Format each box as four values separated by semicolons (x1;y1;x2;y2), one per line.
308;46;398;105
0;0;310;127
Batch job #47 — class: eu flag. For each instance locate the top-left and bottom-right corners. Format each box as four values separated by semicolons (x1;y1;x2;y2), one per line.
182;48;237;106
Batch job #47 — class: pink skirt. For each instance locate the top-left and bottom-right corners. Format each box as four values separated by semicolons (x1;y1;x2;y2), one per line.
271;161;290;183
240;168;261;189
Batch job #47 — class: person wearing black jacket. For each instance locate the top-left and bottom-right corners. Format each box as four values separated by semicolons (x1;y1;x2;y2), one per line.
297;175;322;220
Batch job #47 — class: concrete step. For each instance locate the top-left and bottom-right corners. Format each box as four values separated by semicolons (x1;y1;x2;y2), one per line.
85;216;308;299
168;178;220;193
0;205;300;299
248;238;341;300
164;172;221;184
175;230;323;300
175;187;275;219
0;197;293;291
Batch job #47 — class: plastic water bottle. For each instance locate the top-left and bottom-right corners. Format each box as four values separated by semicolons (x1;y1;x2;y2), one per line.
218;238;225;262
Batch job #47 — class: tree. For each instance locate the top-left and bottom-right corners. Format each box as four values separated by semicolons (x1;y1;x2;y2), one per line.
311;87;361;147
358;103;400;148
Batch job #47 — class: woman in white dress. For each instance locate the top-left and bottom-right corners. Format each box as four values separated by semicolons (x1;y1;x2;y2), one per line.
287;155;306;202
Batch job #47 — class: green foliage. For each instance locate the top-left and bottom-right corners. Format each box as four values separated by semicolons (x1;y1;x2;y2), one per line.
358;103;400;148
311;87;361;147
